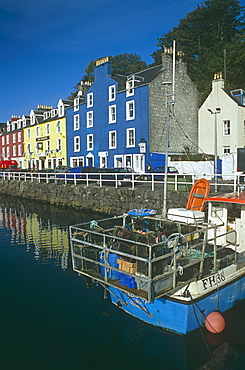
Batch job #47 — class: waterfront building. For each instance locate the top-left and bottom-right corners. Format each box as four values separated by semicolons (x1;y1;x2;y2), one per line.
199;73;245;159
66;53;200;171
23;101;72;169
0;115;27;168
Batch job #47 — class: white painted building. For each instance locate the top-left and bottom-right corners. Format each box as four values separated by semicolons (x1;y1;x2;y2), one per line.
198;73;245;160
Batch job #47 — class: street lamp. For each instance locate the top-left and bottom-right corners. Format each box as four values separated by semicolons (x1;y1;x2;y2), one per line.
207;107;221;192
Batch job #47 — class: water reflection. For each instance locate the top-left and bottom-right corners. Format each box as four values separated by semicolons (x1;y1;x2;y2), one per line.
0;195;244;370
0;196;99;271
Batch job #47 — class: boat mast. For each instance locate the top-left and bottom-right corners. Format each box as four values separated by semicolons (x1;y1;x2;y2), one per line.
162;40;175;217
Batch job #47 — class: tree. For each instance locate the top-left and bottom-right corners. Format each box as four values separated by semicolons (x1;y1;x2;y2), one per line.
151;0;245;99
68;53;148;99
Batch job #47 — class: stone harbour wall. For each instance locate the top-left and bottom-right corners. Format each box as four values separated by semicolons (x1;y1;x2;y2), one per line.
0;179;189;215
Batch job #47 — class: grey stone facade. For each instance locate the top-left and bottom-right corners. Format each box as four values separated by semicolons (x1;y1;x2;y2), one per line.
149;53;201;154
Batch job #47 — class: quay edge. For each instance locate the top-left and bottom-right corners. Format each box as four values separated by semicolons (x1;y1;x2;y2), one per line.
0;179;189;215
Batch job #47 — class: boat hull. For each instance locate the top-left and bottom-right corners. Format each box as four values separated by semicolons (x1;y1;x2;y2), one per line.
109;274;245;335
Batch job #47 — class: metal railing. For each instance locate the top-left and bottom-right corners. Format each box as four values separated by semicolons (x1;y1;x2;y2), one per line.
69;216;238;302
0;169;243;193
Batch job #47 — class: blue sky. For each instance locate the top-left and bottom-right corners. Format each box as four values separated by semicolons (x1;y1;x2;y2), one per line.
0;0;244;122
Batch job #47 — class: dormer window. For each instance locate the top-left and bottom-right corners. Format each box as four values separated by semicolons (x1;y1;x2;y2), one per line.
126;80;134;97
11;122;15;131
22;119;26;127
17;120;22;129
59;104;64;117
7;124;10;132
51;109;58;118
31;114;35;125
74;97;80;112
87;92;93;108
44;111;51;120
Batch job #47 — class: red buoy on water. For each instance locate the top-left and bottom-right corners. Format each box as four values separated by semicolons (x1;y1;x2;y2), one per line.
205;311;226;333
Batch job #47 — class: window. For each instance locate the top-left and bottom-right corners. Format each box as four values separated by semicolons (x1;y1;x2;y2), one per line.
74;97;79;112
74;136;80;152
87;92;93;108
46;123;50;135
109;131;117;149
2;148;5;158
57;138;61;151
13;146;16;156
223;120;230;135
11;122;15;131
31;114;35;125
36;142;43;153
126;80;134;97
51;109;57;117
126;100;135;120
44;111;50;120
36;126;39;137
56;120;61;134
46;140;50;152
2;136;4;145
87;134;93;151
18;144;22;156
74;114;80;130
27;143;31;154
223;146;230;154
109;85;116;102
71;157;84;167
126;128;135;147
17;120;22;129
109;105;116;124
59;104;64;117
114;155;123;168
6;135;9;144
27;129;31;140
13;133;16;143
18;132;21;142
86;111;93;127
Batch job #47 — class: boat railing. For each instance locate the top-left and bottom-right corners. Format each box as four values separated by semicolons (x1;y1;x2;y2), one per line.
69;218;238;302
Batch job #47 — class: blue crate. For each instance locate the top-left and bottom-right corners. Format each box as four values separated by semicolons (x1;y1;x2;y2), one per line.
119;273;136;289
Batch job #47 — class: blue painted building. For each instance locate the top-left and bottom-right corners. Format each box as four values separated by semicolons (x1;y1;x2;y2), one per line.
66;54;200;172
66;57;161;172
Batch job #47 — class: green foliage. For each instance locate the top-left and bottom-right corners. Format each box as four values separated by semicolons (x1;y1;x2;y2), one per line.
68;53;148;99
151;0;245;99
110;53;147;75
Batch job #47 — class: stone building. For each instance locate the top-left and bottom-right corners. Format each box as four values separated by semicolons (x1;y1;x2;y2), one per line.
149;52;201;155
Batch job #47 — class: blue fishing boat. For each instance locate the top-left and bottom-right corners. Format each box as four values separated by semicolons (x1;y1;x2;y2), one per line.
69;180;245;335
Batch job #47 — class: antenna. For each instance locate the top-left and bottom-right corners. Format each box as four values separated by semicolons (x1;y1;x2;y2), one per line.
223;49;227;83
172;40;176;100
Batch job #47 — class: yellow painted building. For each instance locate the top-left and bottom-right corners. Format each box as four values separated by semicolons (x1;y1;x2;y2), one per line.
23;102;71;169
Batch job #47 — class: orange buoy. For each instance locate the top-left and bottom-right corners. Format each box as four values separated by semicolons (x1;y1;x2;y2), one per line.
205;311;226;333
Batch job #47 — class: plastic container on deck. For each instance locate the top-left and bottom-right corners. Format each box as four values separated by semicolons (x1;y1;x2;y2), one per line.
119;272;137;289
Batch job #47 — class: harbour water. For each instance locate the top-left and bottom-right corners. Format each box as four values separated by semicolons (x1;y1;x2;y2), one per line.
0;195;245;370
